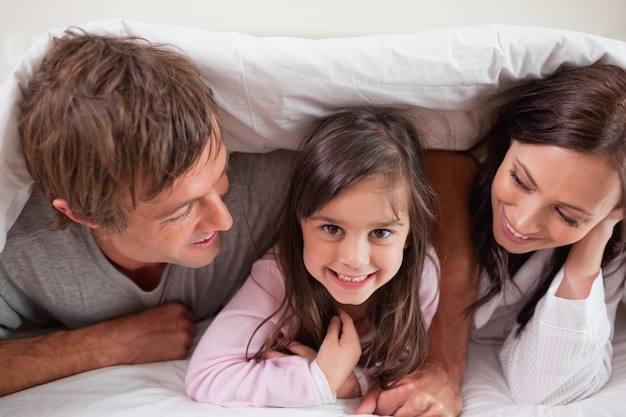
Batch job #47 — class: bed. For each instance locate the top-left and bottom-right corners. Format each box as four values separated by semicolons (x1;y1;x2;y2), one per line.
1;19;626;417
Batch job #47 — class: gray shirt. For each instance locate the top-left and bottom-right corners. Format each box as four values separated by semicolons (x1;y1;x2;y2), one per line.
0;150;294;337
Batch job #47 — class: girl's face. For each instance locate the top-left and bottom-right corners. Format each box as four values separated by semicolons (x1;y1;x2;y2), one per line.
491;140;622;254
300;175;410;309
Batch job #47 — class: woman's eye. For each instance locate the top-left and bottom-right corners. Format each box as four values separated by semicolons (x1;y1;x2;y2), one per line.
556;208;580;228
370;229;392;239
509;170;530;191
322;225;342;235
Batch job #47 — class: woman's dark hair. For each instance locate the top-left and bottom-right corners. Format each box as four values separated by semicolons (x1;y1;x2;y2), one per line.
469;64;626;331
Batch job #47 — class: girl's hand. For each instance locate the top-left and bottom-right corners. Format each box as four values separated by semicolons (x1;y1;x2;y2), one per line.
335;368;362;399
317;309;362;393
263;340;316;361
560;209;623;299
263;338;362;398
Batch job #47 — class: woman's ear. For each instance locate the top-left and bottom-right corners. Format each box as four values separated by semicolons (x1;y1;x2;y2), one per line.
52;198;99;228
609;207;624;222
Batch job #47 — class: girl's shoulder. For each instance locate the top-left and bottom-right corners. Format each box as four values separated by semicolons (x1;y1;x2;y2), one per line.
424;244;440;276
247;248;286;300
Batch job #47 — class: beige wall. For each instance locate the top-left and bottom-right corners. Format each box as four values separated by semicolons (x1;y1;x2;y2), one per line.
2;0;625;81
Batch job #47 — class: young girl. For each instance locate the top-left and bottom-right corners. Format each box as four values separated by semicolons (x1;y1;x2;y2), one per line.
469;64;626;405
185;106;440;407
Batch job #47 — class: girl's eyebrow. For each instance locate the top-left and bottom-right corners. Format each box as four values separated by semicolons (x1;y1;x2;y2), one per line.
309;214;404;228
515;157;593;216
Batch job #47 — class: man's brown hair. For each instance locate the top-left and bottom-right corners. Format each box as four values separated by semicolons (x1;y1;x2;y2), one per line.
19;29;221;232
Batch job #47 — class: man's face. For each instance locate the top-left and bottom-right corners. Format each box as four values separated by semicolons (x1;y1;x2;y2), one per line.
92;141;233;276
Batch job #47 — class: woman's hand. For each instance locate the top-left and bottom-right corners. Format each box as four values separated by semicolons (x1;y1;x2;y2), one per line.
560;208;623;299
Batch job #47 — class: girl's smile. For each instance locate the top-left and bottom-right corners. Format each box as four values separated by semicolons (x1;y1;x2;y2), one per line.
300;174;410;308
329;268;376;287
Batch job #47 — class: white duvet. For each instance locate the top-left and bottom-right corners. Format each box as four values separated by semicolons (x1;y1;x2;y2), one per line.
1;19;626;416
1;308;625;417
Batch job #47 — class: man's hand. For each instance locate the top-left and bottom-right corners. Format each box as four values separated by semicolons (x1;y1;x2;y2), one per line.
354;361;461;417
1;302;196;396
97;302;197;366
352;150;479;416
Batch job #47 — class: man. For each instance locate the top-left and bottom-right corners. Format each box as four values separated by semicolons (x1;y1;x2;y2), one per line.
0;30;478;417
0;29;292;396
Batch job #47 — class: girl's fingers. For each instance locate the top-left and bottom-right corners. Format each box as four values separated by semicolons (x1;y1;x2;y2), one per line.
262;350;288;359
286;340;317;360
325;315;341;338
337;309;358;341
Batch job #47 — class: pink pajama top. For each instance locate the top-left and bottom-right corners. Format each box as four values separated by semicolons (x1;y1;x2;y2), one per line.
185;247;440;407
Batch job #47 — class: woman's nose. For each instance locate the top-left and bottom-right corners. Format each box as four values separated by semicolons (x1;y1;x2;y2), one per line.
510;199;542;235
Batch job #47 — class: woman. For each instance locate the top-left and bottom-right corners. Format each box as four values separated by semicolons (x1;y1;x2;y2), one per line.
469;64;626;405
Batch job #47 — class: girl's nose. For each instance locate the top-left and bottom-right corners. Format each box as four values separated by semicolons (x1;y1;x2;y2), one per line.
337;236;369;268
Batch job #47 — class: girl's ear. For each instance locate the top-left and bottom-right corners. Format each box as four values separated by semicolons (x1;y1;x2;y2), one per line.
52;198;99;228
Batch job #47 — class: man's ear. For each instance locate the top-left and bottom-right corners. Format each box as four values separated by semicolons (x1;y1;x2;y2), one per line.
52;198;99;228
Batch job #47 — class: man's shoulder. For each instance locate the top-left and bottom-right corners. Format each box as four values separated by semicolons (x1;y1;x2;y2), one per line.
228;149;297;183
2;186;85;261
5;186;57;241
225;149;296;231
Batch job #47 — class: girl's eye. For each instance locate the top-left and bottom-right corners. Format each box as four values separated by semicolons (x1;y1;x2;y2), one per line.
555;208;580;228
370;229;392;239
322;224;343;236
509;170;530;191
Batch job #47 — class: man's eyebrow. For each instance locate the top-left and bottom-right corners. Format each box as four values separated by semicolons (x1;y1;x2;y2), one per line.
154;144;229;220
155;198;198;220
516;157;593;216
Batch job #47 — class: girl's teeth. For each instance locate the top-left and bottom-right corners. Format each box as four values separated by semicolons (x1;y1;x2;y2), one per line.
337;273;368;283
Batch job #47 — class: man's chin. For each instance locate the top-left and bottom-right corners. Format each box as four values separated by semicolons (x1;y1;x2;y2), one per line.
183;244;222;268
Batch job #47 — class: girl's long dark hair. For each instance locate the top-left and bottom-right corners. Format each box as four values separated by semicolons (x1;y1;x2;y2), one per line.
469;65;626;331
252;106;435;388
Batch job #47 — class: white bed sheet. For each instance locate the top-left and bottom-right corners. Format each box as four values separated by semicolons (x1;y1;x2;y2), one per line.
2;20;626;417
1;306;625;417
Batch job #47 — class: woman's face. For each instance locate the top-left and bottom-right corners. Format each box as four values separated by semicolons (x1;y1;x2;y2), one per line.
491;140;622;254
